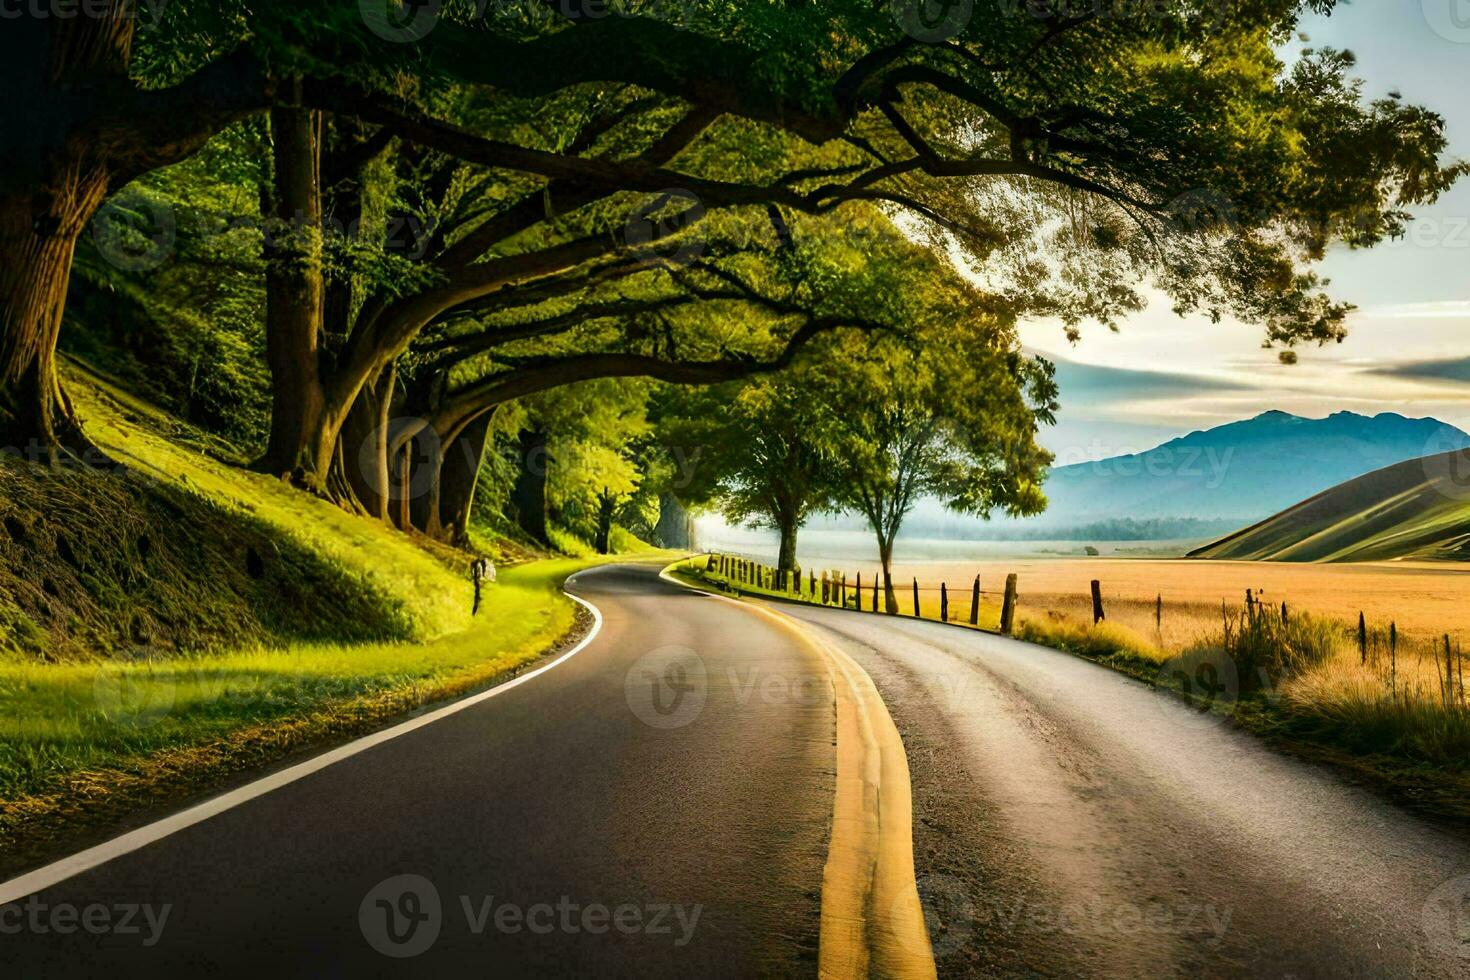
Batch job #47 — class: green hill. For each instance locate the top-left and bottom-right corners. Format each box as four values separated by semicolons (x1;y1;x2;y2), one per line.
1189;450;1470;562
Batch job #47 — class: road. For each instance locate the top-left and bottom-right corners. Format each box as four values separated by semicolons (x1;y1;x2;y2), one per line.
1;564;839;978
775;602;1470;978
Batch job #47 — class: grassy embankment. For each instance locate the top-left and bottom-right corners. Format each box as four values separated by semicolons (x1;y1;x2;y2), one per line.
0;369;654;864
680;554;1470;818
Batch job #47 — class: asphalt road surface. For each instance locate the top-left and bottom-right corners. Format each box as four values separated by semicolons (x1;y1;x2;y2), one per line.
1;564;836;978
776;603;1470;979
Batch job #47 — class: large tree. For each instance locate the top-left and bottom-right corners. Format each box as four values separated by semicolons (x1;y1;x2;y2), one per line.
654;375;838;577
5;0;1459;464
0;3;267;453
821;331;1057;613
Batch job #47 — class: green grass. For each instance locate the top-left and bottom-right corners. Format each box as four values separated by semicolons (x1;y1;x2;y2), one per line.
1191;449;1470;563
68;372;470;641
0;558;612;861
0;367;679;864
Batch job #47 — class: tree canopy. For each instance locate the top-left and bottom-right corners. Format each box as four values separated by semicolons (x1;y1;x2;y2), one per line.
1;0;1462;552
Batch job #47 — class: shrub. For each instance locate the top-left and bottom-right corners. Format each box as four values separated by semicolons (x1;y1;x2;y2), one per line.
1217;604;1340;691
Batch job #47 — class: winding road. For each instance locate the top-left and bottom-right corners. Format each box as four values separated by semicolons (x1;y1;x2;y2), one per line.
775;601;1470;978
5;561;1470;977
1;564;846;977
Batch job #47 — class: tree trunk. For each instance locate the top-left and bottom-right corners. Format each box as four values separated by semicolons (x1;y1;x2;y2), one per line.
0;13;133;452
337;363;396;521
434;410;494;546
390;438;414;533
509;427;550;545
777;518;799;574
256;90;331;486
0;168;107;454
878;536;899;614
405;426;445;539
655;492;693;549
595;488;616;555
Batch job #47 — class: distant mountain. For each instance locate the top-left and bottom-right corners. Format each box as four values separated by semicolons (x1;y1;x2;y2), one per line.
1033;410;1470;524
1190;449;1470;562
872;410;1470;541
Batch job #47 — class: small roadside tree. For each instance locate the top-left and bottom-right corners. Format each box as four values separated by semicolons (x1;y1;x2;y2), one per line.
824;337;1056;614
654;375;839;577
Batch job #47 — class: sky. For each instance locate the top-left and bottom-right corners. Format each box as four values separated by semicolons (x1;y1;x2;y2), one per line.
1020;0;1470;464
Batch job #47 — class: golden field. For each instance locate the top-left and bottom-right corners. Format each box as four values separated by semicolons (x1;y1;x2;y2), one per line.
703;553;1470;776
812;557;1470;644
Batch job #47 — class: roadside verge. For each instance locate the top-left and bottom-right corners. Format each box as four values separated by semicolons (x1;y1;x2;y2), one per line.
0;557;628;878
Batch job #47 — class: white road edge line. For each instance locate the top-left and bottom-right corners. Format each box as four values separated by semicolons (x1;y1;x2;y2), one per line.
0;584;606;906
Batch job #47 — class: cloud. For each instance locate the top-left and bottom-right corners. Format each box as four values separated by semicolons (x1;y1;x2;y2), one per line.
1361;301;1470;320
1046;355;1252;411
1367;356;1470;384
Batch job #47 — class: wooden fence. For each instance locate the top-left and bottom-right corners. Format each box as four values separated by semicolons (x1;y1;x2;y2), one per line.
700;552;1021;635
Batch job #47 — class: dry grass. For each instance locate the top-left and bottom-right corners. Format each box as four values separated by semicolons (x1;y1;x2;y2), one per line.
697;552;1470;777
1278;632;1470;762
882;557;1470;643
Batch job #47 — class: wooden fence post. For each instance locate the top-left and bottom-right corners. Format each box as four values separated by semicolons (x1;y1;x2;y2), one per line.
1155;593;1162;632
970;575;981;626
872;575;879;612
1445;635;1454;708
1090;580;1105;624
912;577;920;617
1000;573;1018;635
840;573;847;608
1359;612;1368;665
941;583;949;622
1389;622;1397;697
1281;601;1288;623
809;570;816;598
821;572;829;604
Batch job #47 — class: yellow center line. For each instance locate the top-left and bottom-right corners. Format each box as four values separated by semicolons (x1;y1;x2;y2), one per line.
659;563;936;979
